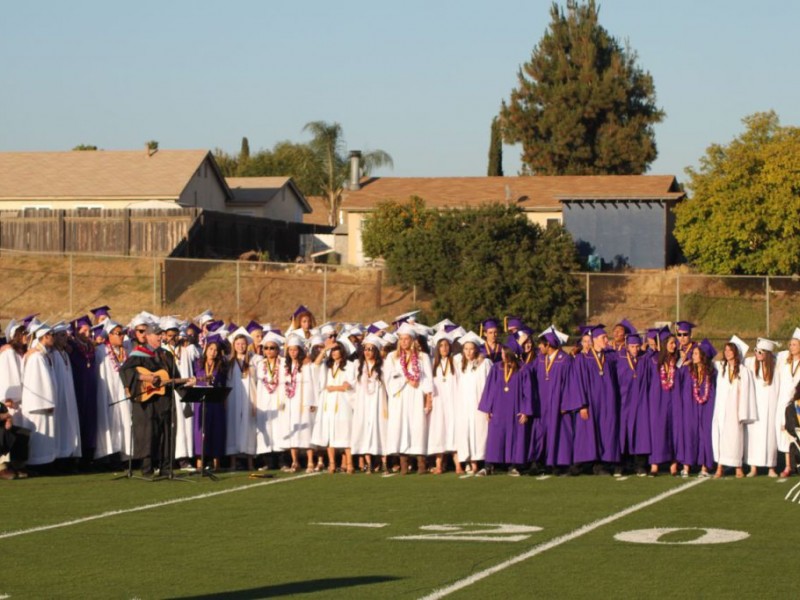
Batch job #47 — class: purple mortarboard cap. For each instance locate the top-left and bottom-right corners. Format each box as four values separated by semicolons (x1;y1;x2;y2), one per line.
444;324;461;334
245;320;262;334
21;314;40;327
590;324;607;338
91;323;107;338
227;321;238;331
367;324;381;334
206;320;225;332
658;326;672;342
541;331;561;347
90;305;111;318
71;315;92;331
504;316;524;332
646;328;659;340
578;325;593;337
626;333;642;345
698;338;717;359
205;333;224;346
617;319;635;334
482;318;499;330
293;305;312;318
516;326;534;341
675;321;696;333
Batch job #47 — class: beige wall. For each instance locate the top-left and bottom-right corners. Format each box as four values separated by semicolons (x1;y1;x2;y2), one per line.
525;210;562;228
178;157;228;211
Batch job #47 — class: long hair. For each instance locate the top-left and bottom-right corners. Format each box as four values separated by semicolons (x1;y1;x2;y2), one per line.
325;342;349;370
657;335;679;370
228;334;252;376
285;345;307;375
460;341;480;372
201;341;224;383
433;340;454;376
755;350;775;385
357;346;384;380
721;342;741;380
689;346;714;381
501;346;520;375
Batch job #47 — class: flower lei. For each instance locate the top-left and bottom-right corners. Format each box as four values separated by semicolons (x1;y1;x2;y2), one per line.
691;370;710;404
105;341;126;373
399;350;420;384
262;359;279;393
284;362;298;399
659;360;675;391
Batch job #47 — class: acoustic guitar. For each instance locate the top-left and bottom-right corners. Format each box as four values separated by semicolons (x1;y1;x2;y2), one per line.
135;367;197;402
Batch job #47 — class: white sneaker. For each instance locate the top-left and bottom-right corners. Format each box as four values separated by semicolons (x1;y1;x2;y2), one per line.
508;468;521;477
475;468;489;477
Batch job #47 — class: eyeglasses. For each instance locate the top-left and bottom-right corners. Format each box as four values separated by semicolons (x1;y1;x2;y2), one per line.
364;347;376;352
676;333;689;337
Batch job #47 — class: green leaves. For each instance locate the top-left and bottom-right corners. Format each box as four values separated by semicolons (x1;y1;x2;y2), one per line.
675;111;800;275
501;0;663;175
363;199;584;330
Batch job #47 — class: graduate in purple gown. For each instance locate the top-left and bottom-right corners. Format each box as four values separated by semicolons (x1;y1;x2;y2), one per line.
531;329;575;473
504;316;525;355
67;315;98;460
477;346;534;475
676;321;698;367
648;332;682;475
192;336;228;471
616;333;651;475
570;325;620;474
478;318;503;363
680;338;717;477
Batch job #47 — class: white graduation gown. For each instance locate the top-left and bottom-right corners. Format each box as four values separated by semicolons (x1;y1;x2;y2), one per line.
0;346;24;427
350;362;388;456
312;361;356;449
775;351;800;453
225;356;258;456
20;349;58;465
713;362;757;467
255;356;283;454
95;344;131;459
175;343;200;460
51;350;82;459
743;356;779;467
454;355;491;462
428;358;459;455
276;360;317;449
384;351;433;456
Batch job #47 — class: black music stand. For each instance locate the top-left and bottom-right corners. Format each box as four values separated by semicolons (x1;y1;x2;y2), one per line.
111;387;154;482
180;386;231;482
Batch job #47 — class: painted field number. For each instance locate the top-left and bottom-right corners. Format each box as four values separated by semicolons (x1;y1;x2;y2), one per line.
390;523;543;543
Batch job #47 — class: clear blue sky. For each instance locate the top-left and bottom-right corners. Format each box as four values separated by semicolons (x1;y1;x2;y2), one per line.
2;0;798;182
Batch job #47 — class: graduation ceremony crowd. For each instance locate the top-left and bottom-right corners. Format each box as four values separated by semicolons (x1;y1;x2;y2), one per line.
2;304;800;482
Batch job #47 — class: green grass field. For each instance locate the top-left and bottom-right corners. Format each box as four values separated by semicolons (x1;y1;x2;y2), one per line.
3;470;797;599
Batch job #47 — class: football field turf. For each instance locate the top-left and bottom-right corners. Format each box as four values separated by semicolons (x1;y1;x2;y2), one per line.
3;469;796;599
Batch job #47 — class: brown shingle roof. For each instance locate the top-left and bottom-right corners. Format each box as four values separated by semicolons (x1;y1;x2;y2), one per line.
339;175;684;212
0;149;212;200
303;196;333;225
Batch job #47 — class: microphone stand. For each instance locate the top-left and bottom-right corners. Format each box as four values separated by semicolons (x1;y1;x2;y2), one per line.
111;386;153;482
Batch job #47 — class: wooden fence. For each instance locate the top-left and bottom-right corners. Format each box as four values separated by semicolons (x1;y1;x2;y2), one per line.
0;207;332;259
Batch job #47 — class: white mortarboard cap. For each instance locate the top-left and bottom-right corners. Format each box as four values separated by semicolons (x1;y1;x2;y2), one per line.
432;329;453;347
347;324;366;336
130;312;157;328
368;320;390;333
52;321;70;334
286;334;305;348
433;319;455;332
195;309;214;325
160;316;181;332
319;322;338;337
4;319;20;341
729;335;749;359
540;325;569;345
228;326;253;345
26;317;42;334
262;331;285;347
792;327;800;342
449;326;466;339
382;332;398;345
31;321;52;339
102;319;122;334
394;310;420;324
308;334;324;347
396;323;417;338
458;331;484;348
756;338;777;353
363;333;385;349
412;323;433;337
336;334;357;357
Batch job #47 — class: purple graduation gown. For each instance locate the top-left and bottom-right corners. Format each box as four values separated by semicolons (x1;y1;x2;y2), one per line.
530;350;575;467
680;364;716;468
68;339;98;455
616;350;651;456
570;350;620;463
647;357;682;464
192;359;227;458
478;362;533;465
479;342;503;364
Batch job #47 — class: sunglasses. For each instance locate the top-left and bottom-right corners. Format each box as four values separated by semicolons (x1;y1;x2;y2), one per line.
264;346;278;351
135;329;147;334
676;333;689;337
364;347;376;352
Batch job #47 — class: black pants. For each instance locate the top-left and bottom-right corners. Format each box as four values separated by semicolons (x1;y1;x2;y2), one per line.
0;425;30;468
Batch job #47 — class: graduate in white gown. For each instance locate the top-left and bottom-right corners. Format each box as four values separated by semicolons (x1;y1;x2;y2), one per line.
277;335;318;472
0;320;26;428
174;326;201;465
776;328;800;477
255;332;284;458
427;330;458;474
311;339;356;473
51;324;81;460
350;334;388;473
384;323;433;474
453;332;492;474
95;320;131;459
743;338;779;476
20;324;58;466
226;328;258;469
713;337;757;478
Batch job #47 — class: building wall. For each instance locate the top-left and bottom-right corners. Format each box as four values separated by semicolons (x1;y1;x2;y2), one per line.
346;212;366;266
264;187;305;223
562;200;668;269
178;157;228;211
524;211;562;229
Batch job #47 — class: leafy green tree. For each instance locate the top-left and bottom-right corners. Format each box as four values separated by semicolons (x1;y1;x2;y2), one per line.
488;117;503;176
501;0;663;175
675;111;800;275
361;196;429;259
236;136;251;175
364;200;584;330
302;120;393;226
213;148;238;176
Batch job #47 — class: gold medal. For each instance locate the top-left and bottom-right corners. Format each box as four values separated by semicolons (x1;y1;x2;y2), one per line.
504;386;509;392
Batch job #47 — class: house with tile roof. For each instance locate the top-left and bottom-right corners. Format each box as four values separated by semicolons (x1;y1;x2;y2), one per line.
305;170;684;269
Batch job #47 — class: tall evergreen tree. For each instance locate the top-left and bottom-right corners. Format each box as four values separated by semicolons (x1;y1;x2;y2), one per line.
487;117;504;176
239;136;250;162
501;0;664;175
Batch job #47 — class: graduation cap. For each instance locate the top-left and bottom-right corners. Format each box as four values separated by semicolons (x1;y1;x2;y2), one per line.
458;331;484;348
71;315;92;332
675;321;696;334
285;334;306;349
367;320;390;334
21;314;40;328
245;320;263;334
290;305;316;329
504;316;524;332
479;318;500;338
447;325;466;338
363;333;386;350
577;325;593;337
318;322;338;337
433;318;456;332
25;317;43;334
90;305;111;320
432;329;453;347
792;327;800;341
204;333;225;347
589;324;607;339
4;319;23;341
52;321;71;335
206;320;225;333
227;321;239;332
396;323;417;338
262;331;286;348
103;319;123;335
616;318;635;335
335;334;357;357
697;338;717;360
347;324;366;337
625;333;643;346
160;316;181;332
90;323;107;339
728;334;749;359
228;326;253;345
30;321;52;340
194;309;214;326
382;332;398;345
393;310;420;327
308;334;324;348
756;338;778;353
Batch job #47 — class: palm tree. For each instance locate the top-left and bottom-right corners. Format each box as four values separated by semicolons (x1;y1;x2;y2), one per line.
302;121;393;226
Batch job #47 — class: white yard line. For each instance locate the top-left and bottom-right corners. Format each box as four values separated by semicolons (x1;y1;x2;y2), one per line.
419;478;708;600
0;472;319;540
312;522;389;528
